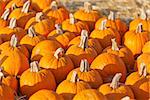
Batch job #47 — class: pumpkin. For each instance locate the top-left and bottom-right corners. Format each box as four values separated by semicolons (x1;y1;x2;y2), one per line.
91;53;126;83
39;47;74;83
29;89;64;100
56;71;91;100
5;0;28;9
0;0;6;16
125;63;150;100
20;26;45;52
31;39;62;61
62;13;89;36
142;41;150;53
123;23;150;56
90;19;121;48
66;30;97;67
20;61;56;97
9;1;35;28
74;2;100;31
67;59;103;88
103;38;134;73
0;18;26;42
95;11;128;37
73;89;107;100
25;12;55;36
0;9;10;29
47;24;75;49
43;1;69;24
98;73;134;100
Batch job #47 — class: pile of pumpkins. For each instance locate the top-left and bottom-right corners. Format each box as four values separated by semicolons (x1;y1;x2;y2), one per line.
0;0;150;100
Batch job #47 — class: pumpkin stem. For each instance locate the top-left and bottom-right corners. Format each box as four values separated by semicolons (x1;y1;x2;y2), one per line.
79;34;88;50
121;96;130;100
108;11;115;20
80;59;90;72
54;48;64;59
10;35;18;47
81;30;88;38
69;13;76;24
139;62;147;77
99;19;107;30
35;12;44;22
9;18;17;29
11;3;18;10
0;72;4;82
136;23;143;33
110;73;122;89
50;1;58;10
70;71;79;83
55;24;63;34
30;61;40;72
21;1;30;13
1;9;10;20
84;2;92;13
140;9;147;20
111;38;119;51
28;26;37;37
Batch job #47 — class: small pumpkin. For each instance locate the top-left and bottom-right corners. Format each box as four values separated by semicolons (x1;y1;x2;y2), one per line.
20;61;56;97
56;71;91;100
39;47;74;84
67;59;103;88
29;89;64;100
25;12;55;36
91;53;126;83
66;30;97;67
142;41;150;53
90;19;121;48
5;0;28;9
43;1;69;24
0;9;10;29
62;13;89;36
98;73;134;100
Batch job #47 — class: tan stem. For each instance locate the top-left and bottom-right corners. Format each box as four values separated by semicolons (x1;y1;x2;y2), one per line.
28;26;37;37
30;61;40;72
9;18;17;29
139;62;147;77
54;48;64;59
69;13;76;24
121;96;130;100
136;23;143;33
21;1;30;13
1;9;10;20
10;35;18;47
79;36;88;50
50;1;58;10
84;2;92;13
55;24;63;34
110;73;122;89
99;19;107;30
108;11;115;20
35;12;44;22
140;9;147;20
81;30;88;38
70;71;79;83
11;3;18;10
80;59;90;72
0;72;4;82
111;38;119;51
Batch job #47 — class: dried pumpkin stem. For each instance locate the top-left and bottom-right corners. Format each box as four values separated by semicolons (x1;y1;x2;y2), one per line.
121;96;130;100
110;73;122;89
140;9;147;20
81;30;88;38
28;26;37;37
84;2;92;13
79;35;88;50
70;71;79;83
139;62;147;77
99;19;107;30
0;72;4;82
9;18;17;29
35;12;44;22
30;61;40;72
50;1;58;10
21;1;30;13
136;23;143;33
111;38;119;51
1;9;10;20
11;3;18;10
69;13;76;24
10;35;18;47
54;48;64;59
55;24;63;34
80;59;90;72
108;11;115;20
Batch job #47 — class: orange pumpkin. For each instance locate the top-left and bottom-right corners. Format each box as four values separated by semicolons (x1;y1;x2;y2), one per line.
62;13;89;36
20;61;56;97
123;23;150;56
43;1;69;24
0;0;6;16
5;0;28;9
125;63;150;100
98;73;134;100
142;41;150;53
74;2;100;31
91;53;126;83
25;12;55;36
29;89;64;100
9;1;35;28
20;26;45;52
103;38;134;72
66;30;97;67
56;71;91;100
90;19;121;48
67;59;103;88
0;18;26;42
39;48;74;83
47;24;75;49
0;9;10;29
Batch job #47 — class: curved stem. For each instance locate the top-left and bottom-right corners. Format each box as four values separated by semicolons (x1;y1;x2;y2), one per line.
80;59;90;72
55;24;63;34
35;12;44;22
111;38;119;51
84;2;92;13
21;1;30;13
50;1;58;10
79;36;88;50
11;3;18;10
28;26;37;37
10;35;18;47
54;48;64;59
69;13;76;24
139;62;147;77
108;11;115;20
9;18;17;29
136;23;143;33
70;71;79;83
99;19;107;30
30;61;40;72
110;73;122;89
1;9;10;20
140;9;147;20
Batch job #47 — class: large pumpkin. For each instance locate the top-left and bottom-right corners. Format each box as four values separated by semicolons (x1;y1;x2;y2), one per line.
0;9;10;29
142;41;150;53
20;61;56;97
98;73;134;100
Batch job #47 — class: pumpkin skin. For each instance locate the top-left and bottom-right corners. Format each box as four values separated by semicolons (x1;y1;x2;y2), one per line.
90;19;121;48
0;0;6;16
62;13;89;36
9;1;35;28
5;0;28;9
142;41;150;53
20;61;56;97
29;89;64;100
31;39;62;61
123;23;150;56
67;59;103;89
39;48;74;84
25;12;55;36
0;9;10;29
73;89;107;100
91;53;126;83
43;1;69;24
98;73;134;100
56;71;91;100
